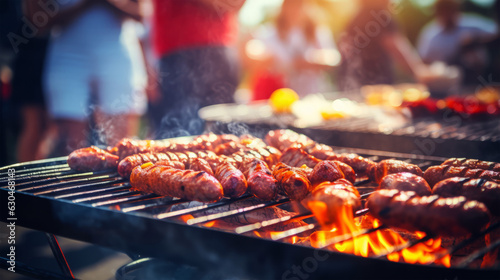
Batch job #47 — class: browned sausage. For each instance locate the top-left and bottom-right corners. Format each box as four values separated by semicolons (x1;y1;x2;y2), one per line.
327;153;376;178
155;160;185;169
433;177;500;216
367;189;491;236
441;158;500;172
307;144;335;160
68;146;119;172
188;158;214;176
302;179;361;226
309;160;356;186
215;162;248;198
272;163;312;201
130;163;223;203
378;172;432;196
265;129;316;152
240;158;278;201
424;165;500;187
280;147;321;168
369;159;423;184
117;152;181;178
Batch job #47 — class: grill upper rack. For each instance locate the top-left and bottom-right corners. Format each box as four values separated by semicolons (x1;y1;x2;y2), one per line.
1;148;499;279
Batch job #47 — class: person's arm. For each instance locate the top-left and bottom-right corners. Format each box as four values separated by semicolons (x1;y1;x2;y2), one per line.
382;33;427;78
193;0;246;13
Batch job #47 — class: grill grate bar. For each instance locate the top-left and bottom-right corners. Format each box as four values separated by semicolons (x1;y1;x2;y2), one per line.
186;198;290;225
0;170;79;184
0;163;69;176
16;173;120;192
456;239;500;268
92;193;159;207
0;156;68;171
54;184;130;200
0;167;72;181
156;195;253;220
316;225;387;249
120;196;178;213
374;235;434;259
33;179;126;196
72;190;142;203
235;212;314;234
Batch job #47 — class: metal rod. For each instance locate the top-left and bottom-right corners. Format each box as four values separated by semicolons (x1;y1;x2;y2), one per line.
456;239;500;268
235;212;314;234
34;179;126;196
186;198;290;225
375;235;433;259
92;193;159;207
317;225;387;249
45;233;75;279
0;256;76;280
16;173;120;192
0;163;69;176
0;156;68;171
54;184;130;200
271;224;319;241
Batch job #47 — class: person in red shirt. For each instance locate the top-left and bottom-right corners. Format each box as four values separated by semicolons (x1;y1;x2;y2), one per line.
150;0;245;138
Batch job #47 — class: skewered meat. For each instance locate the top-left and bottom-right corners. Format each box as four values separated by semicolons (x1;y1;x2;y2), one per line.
433;177;500;216
367;189;491;236
327;153;376;178
188;158;214;176
302;179;361;226
214;162;248;198
369;159;423;184
68;146;119;172
309;160;356;186
272;163;312;201
424;165;500;187
240;158;277;201
130;163;223;202
378;172;431;196
441;158;500;172
280;147;321;168
265;129;316;152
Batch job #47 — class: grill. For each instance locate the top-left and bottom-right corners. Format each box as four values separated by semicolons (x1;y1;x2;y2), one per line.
1;147;499;280
200;103;500;161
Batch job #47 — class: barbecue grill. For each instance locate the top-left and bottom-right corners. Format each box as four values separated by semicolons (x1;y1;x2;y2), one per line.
1;145;499;280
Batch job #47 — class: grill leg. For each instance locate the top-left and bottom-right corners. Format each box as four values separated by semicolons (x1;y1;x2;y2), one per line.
45;233;75;279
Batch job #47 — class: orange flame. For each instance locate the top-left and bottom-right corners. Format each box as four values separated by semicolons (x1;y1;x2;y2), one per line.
308;201;451;267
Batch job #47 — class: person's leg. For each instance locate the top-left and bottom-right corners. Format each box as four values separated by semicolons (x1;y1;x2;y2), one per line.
51;119;88;156
94;111;141;146
17;105;48;162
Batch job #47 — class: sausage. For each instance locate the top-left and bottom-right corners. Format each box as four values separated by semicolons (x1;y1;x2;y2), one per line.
307;144;335;160
155;160;185;169
433;177;500;216
188;158;214;176
265;129;316;152
309;160;356;186
68;146;119;172
214;141;245;155
378;172;432;196
113;138;173;160
192;133;240;151
117;152;181;178
280;147;321;168
423;165;500;187
215;162;248;198
240;158;278;201
369;159;423;184
441;158;500;172
327;153;376;178
272;163;312;201
130;163;223;203
302;179;361;226
367;189;491;236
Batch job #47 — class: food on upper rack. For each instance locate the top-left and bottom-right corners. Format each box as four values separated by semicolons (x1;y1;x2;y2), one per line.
367;189;491;237
240;158;278;201
424;165;500;187
272;163;312;201
188;158;214;176
279;147;321;168
130;162;223;203
441;158;500;172
433;178;500;216
265;129;316;152
214;162;248;198
309;160;356;185
67;146;119;172
302;179;361;226
327;153;376;178
369;159;423;184
378;172;431;196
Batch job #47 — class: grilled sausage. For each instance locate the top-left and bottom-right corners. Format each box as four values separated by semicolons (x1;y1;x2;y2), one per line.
367;189;491;236
424;165;500;187
369;159;423;184
280;147;321;168
378;172;432;196
130;163;223;203
240;158;278;201
307;144;335;160
265;129;316;152
117;152;182;178
215;162;248;198
273;163;312;201
68;146;119;172
113;138;173;159
302;179;361;226
192;133;240;151
155;160;185;169
433;177;500;216
441;158;500;172
327;153;376;178
309;160;356;186
188;158;214;176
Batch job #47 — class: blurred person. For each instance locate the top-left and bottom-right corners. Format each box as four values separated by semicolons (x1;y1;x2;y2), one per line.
34;0;146;156
417;0;497;85
151;0;245;139
337;0;427;91
242;0;339;100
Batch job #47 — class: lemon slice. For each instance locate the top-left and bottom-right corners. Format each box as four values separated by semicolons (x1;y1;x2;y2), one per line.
269;88;299;113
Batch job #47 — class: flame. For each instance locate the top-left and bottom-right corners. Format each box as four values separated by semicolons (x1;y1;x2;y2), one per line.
180;214;194;223
308;202;451;267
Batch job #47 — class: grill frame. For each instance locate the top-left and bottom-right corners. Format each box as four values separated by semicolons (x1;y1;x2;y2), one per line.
1;149;499;279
